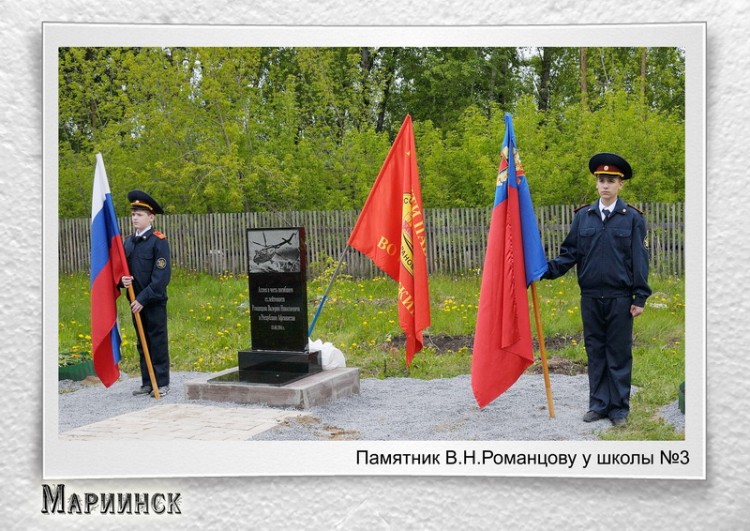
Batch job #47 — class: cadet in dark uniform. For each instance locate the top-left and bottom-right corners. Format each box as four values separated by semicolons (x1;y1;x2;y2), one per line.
121;190;171;397
543;153;651;426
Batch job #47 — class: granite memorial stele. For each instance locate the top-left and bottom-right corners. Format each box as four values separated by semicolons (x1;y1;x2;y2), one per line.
210;227;322;386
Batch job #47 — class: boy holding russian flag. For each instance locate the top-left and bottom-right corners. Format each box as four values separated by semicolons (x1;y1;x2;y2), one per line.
121;190;172;397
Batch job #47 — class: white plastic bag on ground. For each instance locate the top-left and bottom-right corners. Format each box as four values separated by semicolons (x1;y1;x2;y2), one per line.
308;338;346;370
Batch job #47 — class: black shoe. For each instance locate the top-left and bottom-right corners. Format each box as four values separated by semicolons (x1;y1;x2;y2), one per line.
133;385;152;396
583;410;606;422
611;416;627;427
150;385;169;397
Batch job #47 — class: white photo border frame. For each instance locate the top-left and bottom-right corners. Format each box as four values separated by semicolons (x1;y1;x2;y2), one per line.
43;23;706;479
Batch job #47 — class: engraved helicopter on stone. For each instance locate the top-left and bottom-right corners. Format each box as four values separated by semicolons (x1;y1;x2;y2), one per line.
249;230;300;272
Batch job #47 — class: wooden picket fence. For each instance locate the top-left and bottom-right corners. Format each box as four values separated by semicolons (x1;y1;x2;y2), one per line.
59;203;684;278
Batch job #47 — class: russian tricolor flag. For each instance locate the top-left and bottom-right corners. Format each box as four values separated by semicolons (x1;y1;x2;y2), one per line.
90;153;129;387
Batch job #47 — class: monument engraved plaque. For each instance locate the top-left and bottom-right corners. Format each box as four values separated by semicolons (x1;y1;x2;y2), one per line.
247;228;307;351
209;227;321;386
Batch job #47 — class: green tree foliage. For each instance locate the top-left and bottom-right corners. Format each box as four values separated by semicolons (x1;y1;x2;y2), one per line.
59;46;685;218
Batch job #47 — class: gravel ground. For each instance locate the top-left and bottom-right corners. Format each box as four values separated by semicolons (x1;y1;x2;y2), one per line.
59;371;685;440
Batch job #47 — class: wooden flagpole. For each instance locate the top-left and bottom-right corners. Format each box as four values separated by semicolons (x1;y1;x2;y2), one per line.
126;285;161;400
531;282;555;418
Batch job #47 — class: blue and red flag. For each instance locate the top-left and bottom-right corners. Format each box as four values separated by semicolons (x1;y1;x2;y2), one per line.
90;153;129;387
471;113;548;408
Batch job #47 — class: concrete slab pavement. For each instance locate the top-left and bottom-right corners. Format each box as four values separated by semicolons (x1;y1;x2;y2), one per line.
59;403;307;441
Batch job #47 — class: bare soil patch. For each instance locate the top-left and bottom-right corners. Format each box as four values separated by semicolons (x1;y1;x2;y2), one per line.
386;333;587;375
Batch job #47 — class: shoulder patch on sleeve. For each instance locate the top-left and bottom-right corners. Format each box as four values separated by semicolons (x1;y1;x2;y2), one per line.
627;203;644;215
153;230;167;239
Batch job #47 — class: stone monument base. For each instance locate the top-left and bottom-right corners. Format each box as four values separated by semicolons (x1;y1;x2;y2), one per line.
232;349;322;386
185;367;360;409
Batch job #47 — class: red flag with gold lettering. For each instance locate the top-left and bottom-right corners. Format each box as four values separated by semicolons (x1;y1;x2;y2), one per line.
348;115;431;365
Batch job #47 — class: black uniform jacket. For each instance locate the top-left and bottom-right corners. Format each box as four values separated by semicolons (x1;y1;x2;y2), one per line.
123;227;171;305
545;198;651;307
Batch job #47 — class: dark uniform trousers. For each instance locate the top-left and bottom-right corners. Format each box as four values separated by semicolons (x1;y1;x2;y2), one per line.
581;296;633;419
132;301;170;388
544;197;651;421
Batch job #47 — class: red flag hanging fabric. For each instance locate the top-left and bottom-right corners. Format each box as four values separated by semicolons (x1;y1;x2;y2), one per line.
348;115;431;365
471;113;548;408
90;153;130;387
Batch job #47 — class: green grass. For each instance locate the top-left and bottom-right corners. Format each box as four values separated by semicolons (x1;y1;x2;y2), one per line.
58;267;685;440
